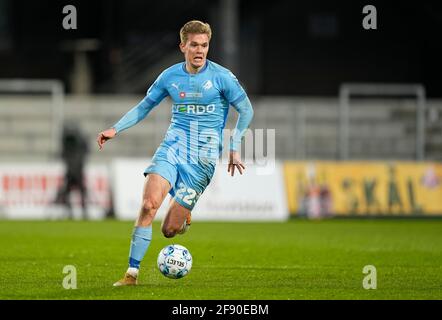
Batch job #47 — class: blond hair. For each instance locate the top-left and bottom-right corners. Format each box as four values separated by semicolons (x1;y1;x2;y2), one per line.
180;20;212;44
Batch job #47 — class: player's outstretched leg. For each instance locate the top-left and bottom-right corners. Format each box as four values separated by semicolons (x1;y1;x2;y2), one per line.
113;174;170;286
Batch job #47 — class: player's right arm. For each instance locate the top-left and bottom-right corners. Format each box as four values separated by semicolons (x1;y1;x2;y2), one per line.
97;72;168;150
97;127;117;150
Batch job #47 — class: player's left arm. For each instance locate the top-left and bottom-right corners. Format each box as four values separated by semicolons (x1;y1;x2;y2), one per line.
221;71;254;176
229;96;254;176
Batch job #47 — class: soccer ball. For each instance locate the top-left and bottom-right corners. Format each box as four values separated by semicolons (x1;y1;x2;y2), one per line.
157;244;193;279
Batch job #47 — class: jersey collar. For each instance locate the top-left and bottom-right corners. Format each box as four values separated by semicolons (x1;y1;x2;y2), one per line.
182;60;209;75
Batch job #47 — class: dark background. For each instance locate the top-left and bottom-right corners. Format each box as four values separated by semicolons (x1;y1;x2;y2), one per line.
0;0;441;96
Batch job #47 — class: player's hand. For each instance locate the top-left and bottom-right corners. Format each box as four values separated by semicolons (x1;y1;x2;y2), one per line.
97;128;117;150
227;150;245;177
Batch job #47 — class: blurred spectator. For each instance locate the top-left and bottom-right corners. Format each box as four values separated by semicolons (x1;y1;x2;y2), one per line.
54;122;89;219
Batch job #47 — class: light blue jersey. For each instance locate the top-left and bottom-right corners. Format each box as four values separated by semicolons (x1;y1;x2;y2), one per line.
112;60;254;210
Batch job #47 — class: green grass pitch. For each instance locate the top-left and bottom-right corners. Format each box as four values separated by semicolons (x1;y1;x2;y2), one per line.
0;219;441;300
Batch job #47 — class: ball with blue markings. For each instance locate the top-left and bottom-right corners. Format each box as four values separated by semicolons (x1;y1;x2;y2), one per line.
157;244;192;279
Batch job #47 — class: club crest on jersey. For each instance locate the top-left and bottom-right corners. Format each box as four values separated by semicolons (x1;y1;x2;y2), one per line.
202;80;213;90
179;92;186;98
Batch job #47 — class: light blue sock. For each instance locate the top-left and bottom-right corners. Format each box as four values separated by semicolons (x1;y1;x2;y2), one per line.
128;226;152;269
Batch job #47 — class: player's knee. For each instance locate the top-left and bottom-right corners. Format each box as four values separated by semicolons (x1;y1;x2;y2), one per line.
162;225;179;238
141;197;161;213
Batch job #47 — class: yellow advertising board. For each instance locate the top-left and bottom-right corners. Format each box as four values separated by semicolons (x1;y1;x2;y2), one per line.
284;161;442;217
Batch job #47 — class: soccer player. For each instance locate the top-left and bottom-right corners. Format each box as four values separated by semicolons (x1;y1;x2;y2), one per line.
97;20;254;286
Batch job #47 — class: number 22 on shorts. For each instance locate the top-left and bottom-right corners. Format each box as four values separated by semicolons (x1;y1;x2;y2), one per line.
175;183;198;206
